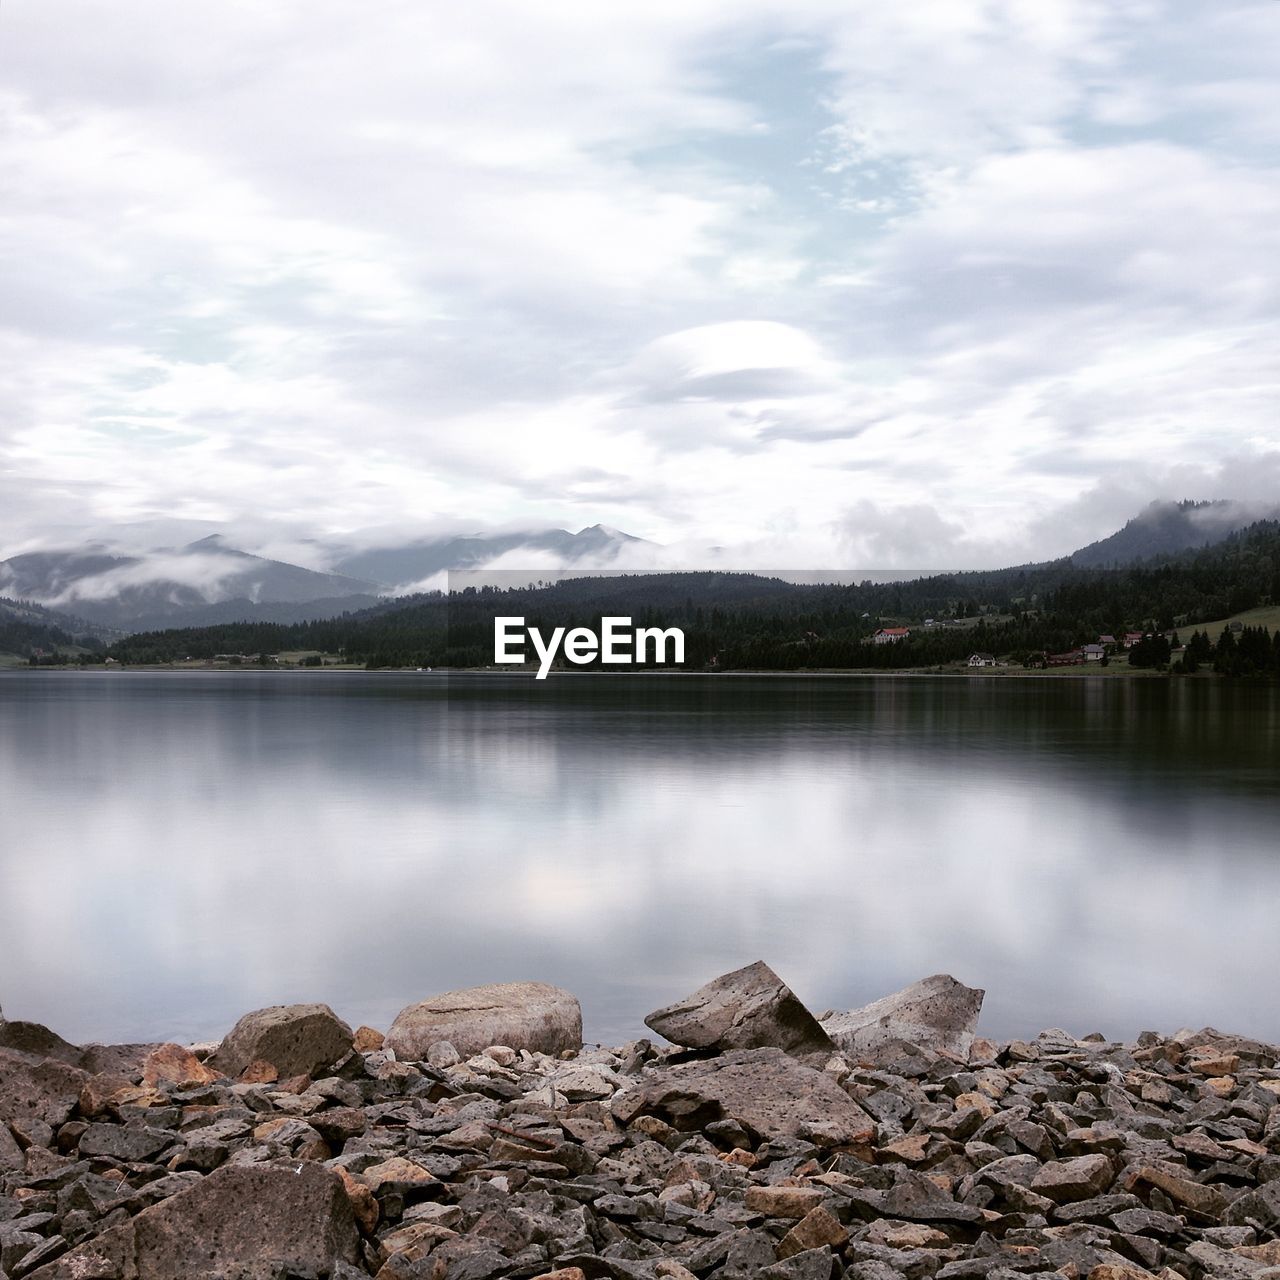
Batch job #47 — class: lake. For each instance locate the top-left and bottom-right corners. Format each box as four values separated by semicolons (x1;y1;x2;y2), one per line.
2;670;1277;1049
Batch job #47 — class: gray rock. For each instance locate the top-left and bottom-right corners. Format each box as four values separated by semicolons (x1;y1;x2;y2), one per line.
1226;1180;1280;1234
1030;1154;1115;1203
77;1043;164;1081
77;1122;174;1163
386;982;582;1060
613;1046;873;1146
0;1049;88;1128
644;960;834;1056
209;1002;354;1079
0;1023;82;1068
820;974;984;1064
24;1162;358;1279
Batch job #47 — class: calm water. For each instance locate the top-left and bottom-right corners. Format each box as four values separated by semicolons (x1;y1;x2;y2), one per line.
2;670;1278;1048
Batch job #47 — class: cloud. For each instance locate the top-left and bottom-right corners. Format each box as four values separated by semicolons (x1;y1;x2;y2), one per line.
1;2;1278;566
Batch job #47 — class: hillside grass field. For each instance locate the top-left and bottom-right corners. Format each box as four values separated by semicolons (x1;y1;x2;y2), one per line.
1181;605;1280;643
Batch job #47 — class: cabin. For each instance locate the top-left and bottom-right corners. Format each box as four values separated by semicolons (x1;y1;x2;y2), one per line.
1046;649;1084;666
1098;634;1117;647
1082;643;1106;662
872;627;910;645
1123;632;1144;649
967;652;996;667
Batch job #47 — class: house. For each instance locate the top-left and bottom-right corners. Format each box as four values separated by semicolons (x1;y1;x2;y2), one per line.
872;627;910;645
1098;634;1117;647
1046;649;1084;666
1123;632;1144;649
968;652;996;667
1082;643;1106;662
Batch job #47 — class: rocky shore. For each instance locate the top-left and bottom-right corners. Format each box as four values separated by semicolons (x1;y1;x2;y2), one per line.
2;964;1280;1280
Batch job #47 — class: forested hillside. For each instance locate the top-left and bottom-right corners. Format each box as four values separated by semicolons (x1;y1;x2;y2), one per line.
97;521;1280;673
0;597;107;662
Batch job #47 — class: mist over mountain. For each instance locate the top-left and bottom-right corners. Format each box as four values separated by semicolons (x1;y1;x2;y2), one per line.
0;525;654;634
2;504;1270;642
332;524;649;589
1069;499;1278;568
0;537;381;632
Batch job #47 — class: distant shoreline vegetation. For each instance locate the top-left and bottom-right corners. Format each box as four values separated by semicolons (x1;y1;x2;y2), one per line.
15;518;1280;679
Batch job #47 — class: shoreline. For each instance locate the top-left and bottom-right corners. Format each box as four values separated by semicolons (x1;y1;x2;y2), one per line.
4;969;1280;1278
2;663;1196;680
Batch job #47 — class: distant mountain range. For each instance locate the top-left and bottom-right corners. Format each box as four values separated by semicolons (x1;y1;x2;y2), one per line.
0;503;1273;646
0;525;650;636
331;524;644;586
0;536;381;633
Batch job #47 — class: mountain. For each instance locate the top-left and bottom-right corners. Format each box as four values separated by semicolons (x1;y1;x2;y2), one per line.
107;518;1280;671
0;537;382;633
332;525;649;588
1070;499;1278;568
0;525;653;634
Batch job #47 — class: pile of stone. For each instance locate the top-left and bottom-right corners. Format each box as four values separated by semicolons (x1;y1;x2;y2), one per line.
2;965;1280;1280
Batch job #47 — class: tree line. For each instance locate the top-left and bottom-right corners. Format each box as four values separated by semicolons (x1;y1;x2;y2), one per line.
96;520;1280;674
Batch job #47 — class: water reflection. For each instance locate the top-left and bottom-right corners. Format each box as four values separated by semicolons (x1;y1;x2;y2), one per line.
1;671;1277;1046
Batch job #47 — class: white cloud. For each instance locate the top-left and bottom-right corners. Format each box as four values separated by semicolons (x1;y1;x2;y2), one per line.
1;1;1278;567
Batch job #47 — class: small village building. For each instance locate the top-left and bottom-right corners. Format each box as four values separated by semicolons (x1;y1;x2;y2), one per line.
1046;649;1084;666
872;627;910;644
1123;632;1144;649
1082;643;1106;662
1098;634;1117;647
968;652;996;667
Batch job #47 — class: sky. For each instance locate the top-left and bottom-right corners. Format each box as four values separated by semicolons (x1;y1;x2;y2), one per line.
2;0;1279;569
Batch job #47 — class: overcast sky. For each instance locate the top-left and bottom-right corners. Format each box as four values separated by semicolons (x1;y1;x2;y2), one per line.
2;1;1279;567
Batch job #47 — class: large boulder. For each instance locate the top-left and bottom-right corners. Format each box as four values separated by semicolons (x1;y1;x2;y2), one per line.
644;960;834;1056
79;1041;167;1081
386;981;582;1060
613;1047;874;1147
0;1047;89;1127
27;1162;359;1279
0;1019;162;1082
209;1003;354;1079
820;974;984;1064
0;1020;83;1066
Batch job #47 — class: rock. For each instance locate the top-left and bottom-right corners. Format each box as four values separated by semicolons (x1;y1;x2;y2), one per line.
77;1043;162;1080
386;982;582;1059
644;961;834;1056
745;1186;828;1218
353;1025;384;1052
0;1022;82;1067
25;1163;357;1278
77;1122;174;1162
428;1041;462;1068
613;1047;874;1146
1128;1165;1229;1220
238;1058;279;1083
76;1072;137;1119
209;1003;354;1079
140;1043;222;1088
820;974;984;1064
0;1049;88;1127
1225;1181;1280;1233
881;1169;985;1224
777;1206;848;1259
1031;1154;1115;1203
865;1220;952;1249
